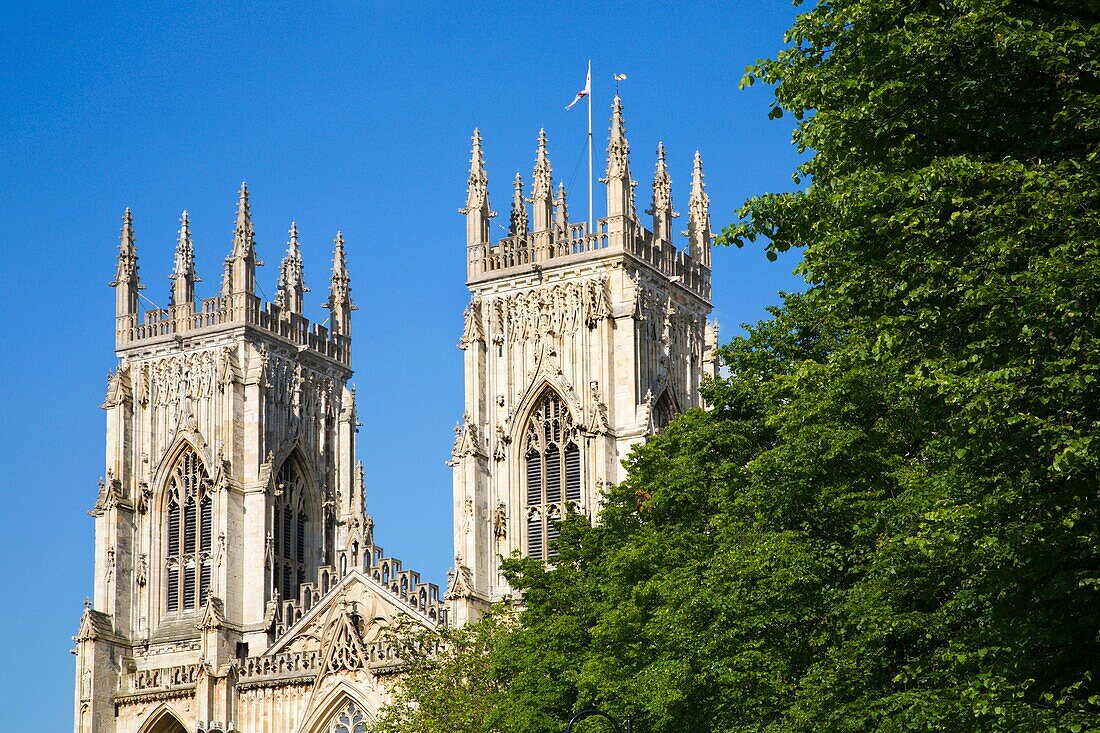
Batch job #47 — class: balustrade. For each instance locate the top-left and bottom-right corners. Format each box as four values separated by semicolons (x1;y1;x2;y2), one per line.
468;217;710;301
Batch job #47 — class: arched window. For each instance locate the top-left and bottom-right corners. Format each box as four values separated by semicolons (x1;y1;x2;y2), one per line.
165;447;212;613
524;390;581;559
274;460;310;601
330;700;369;733
654;390;677;431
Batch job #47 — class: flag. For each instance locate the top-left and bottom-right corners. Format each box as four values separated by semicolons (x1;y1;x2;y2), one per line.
613;73;627;81
566;62;591;110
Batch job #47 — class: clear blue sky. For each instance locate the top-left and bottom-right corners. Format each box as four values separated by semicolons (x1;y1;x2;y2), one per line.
0;2;805;727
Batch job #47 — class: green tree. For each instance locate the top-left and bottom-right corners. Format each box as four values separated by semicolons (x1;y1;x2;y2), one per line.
377;2;1100;730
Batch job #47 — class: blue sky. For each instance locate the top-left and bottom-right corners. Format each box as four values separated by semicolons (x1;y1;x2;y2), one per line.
0;2;806;726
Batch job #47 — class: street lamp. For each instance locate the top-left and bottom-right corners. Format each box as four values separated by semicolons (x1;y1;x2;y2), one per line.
565;708;633;733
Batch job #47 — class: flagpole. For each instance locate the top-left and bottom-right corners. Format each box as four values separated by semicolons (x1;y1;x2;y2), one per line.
587;59;593;233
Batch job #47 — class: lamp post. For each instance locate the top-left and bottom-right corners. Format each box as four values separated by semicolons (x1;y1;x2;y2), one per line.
565;708;633;733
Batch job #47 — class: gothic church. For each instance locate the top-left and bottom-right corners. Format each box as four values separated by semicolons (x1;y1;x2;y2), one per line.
73;96;717;733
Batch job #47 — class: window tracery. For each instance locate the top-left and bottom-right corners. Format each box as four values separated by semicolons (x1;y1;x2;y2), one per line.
330;700;369;733
165;447;213;613
274;460;310;601
524;390;581;559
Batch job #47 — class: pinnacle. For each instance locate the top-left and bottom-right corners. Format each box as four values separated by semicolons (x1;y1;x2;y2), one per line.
332;231;348;275
469;129;485;170
610;95;626;139
691;151;706;195
236;182;251;221
654;142;670;180
116;207;137;272
288;221;300;253
230;181;256;269
326;230;354;327
555;181;569;228
121;208;134;240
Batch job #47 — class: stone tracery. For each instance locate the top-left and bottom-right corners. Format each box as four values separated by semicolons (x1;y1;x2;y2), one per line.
273;459;311;603
523;389;582;559
164;447;213;613
330;700;369;733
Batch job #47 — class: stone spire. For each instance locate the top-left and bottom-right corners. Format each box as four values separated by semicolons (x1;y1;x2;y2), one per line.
509;172;529;237
460;129;494;246
227;182;260;295
110;208;141;318
530;129;553;232
275;222;308;314
324;231;355;338
685;151;712;268
554;181;569;236
647;142;678;243
169;210;199;308
602;94;636;219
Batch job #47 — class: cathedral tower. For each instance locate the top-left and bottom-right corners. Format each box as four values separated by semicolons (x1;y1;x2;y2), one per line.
448;97;720;624
75;190;443;733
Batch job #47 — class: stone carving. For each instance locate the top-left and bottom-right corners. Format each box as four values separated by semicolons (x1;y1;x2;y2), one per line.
322;601;367;675
487;276;610;343
444;556;474;601
492;501;507;540
131;662;200;691
493;424;509;462
136;481;151;514
457;297;485;350
451;412;484;458
103;364;132;408
136;554;148;587
587;380;610;435
144;351;219;407
217;346;240;388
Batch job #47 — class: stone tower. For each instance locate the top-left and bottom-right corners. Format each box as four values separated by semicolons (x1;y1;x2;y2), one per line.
447;97;720;624
74;188;444;733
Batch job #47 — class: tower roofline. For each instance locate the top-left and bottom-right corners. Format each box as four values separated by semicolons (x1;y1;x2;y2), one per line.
113;189;353;367
463;97;712;301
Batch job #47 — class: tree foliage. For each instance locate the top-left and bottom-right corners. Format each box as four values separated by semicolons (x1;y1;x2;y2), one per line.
377;1;1099;731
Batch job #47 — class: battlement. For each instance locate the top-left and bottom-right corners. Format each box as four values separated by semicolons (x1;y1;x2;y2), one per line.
117;294;351;364
110;185;355;366
463;96;713;302
467;216;712;300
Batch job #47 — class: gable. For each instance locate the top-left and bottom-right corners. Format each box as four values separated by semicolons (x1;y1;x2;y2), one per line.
266;569;437;658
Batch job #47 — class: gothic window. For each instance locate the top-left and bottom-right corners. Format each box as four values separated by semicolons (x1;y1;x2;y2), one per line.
164;447;213;613
654;390;676;431
524;390;581;560
274;460;310;601
330;701;369;733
